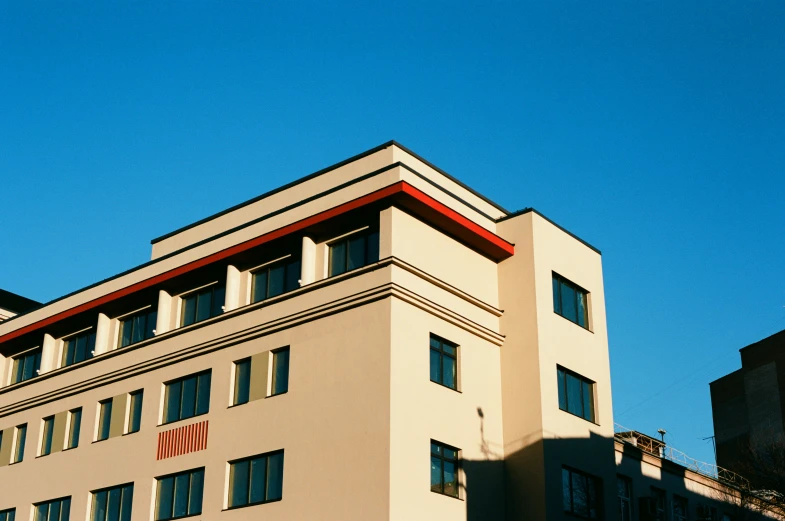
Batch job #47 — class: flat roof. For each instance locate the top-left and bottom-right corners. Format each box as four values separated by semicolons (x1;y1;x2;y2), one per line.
0;289;40;314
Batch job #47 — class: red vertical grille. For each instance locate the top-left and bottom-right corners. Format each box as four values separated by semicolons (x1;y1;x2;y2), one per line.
156;420;208;460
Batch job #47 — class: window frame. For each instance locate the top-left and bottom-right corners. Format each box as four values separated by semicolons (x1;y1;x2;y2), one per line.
557;366;596;423
127;390;144;434
0;508;15;521
61;328;97;368
270;347;290;397
673;494;688;521
562;466;602;519
11;424;26;464
89;482;134;521
40;416;55;457
651;486;667;521
117;306;158;348
226;450;285;510
430;440;461;499
617;474;632;521
231;358;252;407
162;370;212;426
250;256;301;304
327;228;380;277
10;347;42;385
96;399;113;442
154;467;205;521
552;272;590;330
66;408;82;450
429;334;459;391
33;497;71;521
179;283;225;328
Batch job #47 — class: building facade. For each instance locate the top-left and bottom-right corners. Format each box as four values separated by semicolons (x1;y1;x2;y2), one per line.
0;142;755;521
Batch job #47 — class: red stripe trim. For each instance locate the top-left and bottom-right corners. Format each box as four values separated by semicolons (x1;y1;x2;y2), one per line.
0;181;513;344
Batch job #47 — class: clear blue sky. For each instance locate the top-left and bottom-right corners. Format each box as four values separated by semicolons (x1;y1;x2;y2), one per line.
2;2;783;465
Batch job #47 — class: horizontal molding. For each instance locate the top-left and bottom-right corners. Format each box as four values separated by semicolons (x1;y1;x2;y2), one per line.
0;258;504;418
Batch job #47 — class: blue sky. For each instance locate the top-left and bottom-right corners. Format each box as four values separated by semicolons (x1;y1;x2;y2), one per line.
2;1;783;465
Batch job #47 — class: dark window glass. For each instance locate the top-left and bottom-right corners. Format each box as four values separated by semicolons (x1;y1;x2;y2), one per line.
233;358;251;406
128;391;143;434
617;475;632;521
12;348;42;384
180;285;225;327
0;509;15;521
563;467;601;519
328;229;379;277
91;484;133;521
119;308;157;348
34;498;70;521
155;468;203;521
163;371;211;424
430;441;459;498
97;400;112;441
41;416;55;456
557;367;595;422
271;348;289;396
673;495;688;521
67;408;81;449
228;451;284;509
552;273;589;328
12;424;26;463
252;257;301;303
62;330;96;367
429;335;458;390
651;487;667;520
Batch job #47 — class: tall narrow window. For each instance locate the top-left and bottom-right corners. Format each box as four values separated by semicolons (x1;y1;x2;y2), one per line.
552;273;589;328
119;308;158;348
430;441;459;498
97;399;113;441
673;495;688;521
66;408;82;449
617;475;632;521
127;391;143;434
429;335;458;390
91;483;133;521
40;416;55;456
155;468;204;521
251;257;301;303
557;367;595;422
228;451;284;508
12;424;26;463
163;371;211;424
563;466;601;519
651;487;667;521
34;497;71;521
232;358;251;406
271;348;289;396
328;229;380;277
62;329;96;367
11;348;41;384
180;284;225;327
0;508;15;521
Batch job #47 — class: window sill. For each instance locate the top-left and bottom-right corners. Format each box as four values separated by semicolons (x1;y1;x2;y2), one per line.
222;497;282;511
431;490;463;501
122;430;140;437
559;408;599;426
430;380;461;393
267;390;287;398
156;512;201;521
553;311;593;333
159;412;208;428
92;438;111;444
63;446;78;452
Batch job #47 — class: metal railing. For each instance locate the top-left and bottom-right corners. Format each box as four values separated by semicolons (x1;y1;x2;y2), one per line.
614;423;751;490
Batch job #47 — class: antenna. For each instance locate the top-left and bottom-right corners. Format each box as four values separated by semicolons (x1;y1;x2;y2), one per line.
657;428;667;443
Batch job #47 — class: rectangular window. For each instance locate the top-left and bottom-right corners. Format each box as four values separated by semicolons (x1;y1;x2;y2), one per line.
40;416;55;456
62;329;96;367
562;466;601;519
673;495;688;521
271;348;289;396
97;399;113;441
66;408;82;449
119;308;157;348
429;335;457;390
430;440;459;498
557;366;595;422
617;475;632;521
12;424;26;463
251;257;301;303
163;371;211;424
0;509;15;521
34;497;71;521
11;348;41;384
328;229;380;277
698;504;718;521
651;487;667;521
232;358;251;406
228;450;284;508
180;284;225;327
552;273;589;328
155;468;204;521
91;483;133;521
127;391;143;434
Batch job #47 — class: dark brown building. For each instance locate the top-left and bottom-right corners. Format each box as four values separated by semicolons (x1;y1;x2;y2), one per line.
710;329;785;473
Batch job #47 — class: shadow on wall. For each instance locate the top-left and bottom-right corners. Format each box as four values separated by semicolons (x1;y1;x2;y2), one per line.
460;409;770;521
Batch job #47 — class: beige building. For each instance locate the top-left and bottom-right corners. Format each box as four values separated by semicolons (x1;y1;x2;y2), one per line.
0;142;758;521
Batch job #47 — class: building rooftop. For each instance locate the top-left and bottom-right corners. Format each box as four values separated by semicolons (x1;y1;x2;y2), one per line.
0;288;40;315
